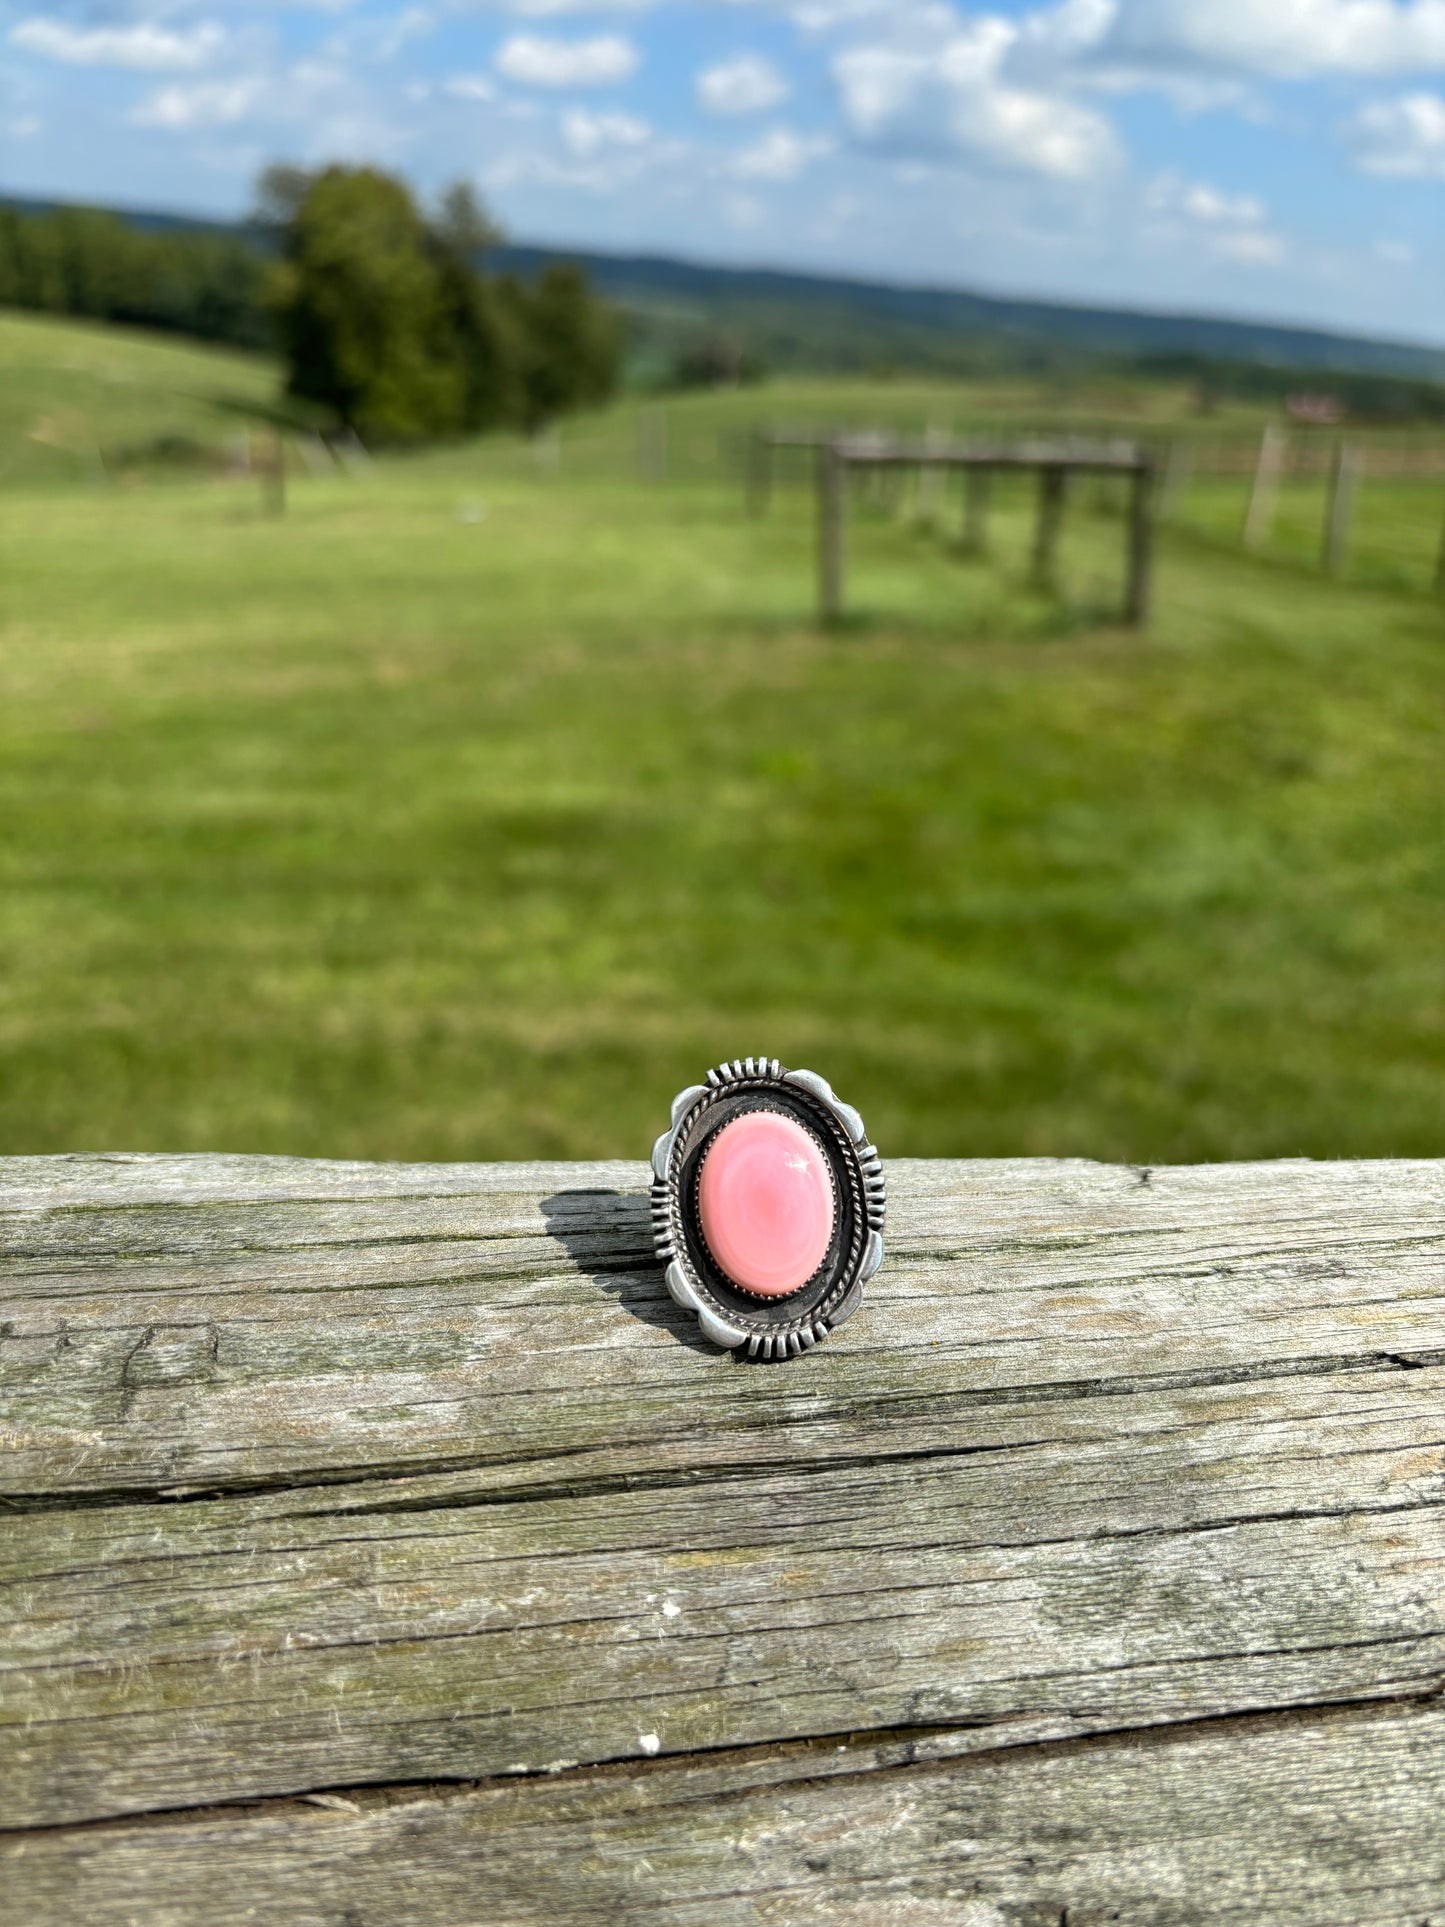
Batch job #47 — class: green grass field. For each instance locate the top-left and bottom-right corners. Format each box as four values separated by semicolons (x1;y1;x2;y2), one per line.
2;313;1442;1163
0;309;280;488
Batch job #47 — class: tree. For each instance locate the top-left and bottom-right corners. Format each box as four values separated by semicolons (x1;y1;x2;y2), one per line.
432;181;504;263
268;166;465;442
503;263;623;432
262;163;619;443
427;181;517;433
0;203;269;349
251;164;318;232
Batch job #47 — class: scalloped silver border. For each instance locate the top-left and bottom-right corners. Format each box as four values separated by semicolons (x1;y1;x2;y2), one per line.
651;1059;885;1355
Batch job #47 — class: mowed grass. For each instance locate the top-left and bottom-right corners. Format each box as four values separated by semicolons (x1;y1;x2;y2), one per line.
1;329;1442;1162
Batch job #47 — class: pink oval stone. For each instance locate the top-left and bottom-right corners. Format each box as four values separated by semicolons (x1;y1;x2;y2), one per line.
698;1110;835;1298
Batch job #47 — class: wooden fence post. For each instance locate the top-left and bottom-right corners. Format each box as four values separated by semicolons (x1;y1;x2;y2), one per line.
962;466;990;555
1032;465;1066;589
747;433;772;516
817;444;845;625
535;424;561;474
262;430;286;516
637;404;668;484
1323;441;1360;575
918;420;950;522
1161;439;1192;520
1244;424;1286;550
1126;459;1155;628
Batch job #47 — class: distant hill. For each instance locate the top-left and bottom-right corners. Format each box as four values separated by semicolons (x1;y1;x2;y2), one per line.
490;244;1445;387
7;193;1445;388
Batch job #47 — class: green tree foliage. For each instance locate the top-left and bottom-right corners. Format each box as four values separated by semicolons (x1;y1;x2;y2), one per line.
500;264;624;431
267;166;619;443
0;204;269;349
0;169;622;444
427;185;520;434
267;167;466;441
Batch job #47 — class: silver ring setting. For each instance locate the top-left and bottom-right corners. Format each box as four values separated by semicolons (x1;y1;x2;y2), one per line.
651;1059;886;1357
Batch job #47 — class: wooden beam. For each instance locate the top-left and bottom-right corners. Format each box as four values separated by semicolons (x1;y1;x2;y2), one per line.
260;431;286;517
11;1702;1445;1927
746;430;772;516
3;1151;1445;1921
962;465;991;554
1031;464;1066;589
835;442;1146;475
637;404;668;484
1243;424;1286;550
917;419;950;522
816;442;845;624
1126;456;1156;627
1323;440;1361;576
1160;438;1192;520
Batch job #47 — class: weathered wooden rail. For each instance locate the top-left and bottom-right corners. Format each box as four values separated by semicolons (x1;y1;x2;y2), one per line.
3;1153;1444;1923
811;435;1156;628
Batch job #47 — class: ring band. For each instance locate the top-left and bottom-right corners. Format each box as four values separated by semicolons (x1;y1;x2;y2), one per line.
651;1059;886;1357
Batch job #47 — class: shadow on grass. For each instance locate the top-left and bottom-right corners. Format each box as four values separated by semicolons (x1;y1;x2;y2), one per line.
1167;512;1439;602
540;1187;720;1357
820;588;1130;644
204;388;332;434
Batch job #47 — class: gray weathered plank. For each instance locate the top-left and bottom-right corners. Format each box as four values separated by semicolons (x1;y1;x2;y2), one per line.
3;1155;1444;1919
4;1156;1441;1500
7;1701;1445;1926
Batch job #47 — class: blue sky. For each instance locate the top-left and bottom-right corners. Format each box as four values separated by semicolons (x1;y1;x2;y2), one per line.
3;1;1444;343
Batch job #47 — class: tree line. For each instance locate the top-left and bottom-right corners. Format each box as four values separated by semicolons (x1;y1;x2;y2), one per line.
0;203;270;350
0;167;623;443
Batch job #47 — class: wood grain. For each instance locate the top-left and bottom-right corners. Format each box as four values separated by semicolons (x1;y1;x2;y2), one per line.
3;1154;1444;1920
8;1701;1445;1927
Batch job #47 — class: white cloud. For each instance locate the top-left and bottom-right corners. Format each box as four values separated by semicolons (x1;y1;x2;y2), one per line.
1095;0;1445;81
130;79;263;130
495;32;638;86
1145;172;1266;226
800;1;1445;93
723;192;767;229
10;16;226;72
1212;227;1283;261
697;54;789;116
446;73;499;102
1351;88;1445;171
1144;171;1284;264
833;21;1119;178
730;126;833;178
329;5;435;64
562;106;649;154
506;0;655;12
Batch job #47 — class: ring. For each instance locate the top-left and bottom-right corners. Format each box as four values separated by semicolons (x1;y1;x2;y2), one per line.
651;1059;886;1357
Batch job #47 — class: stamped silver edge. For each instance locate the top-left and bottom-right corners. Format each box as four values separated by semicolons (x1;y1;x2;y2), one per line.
824;1276;864;1329
670;1084;709;1129
784;1067;866;1145
697;1305;750;1350
664;1259;703;1313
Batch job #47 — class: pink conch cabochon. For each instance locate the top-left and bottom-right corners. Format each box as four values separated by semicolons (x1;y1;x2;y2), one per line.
697;1109;835;1298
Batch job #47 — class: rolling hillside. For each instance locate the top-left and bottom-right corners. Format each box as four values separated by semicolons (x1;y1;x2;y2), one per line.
0;309;281;486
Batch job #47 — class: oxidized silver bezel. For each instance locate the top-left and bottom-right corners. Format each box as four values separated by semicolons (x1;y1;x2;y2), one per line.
651;1059;885;1357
